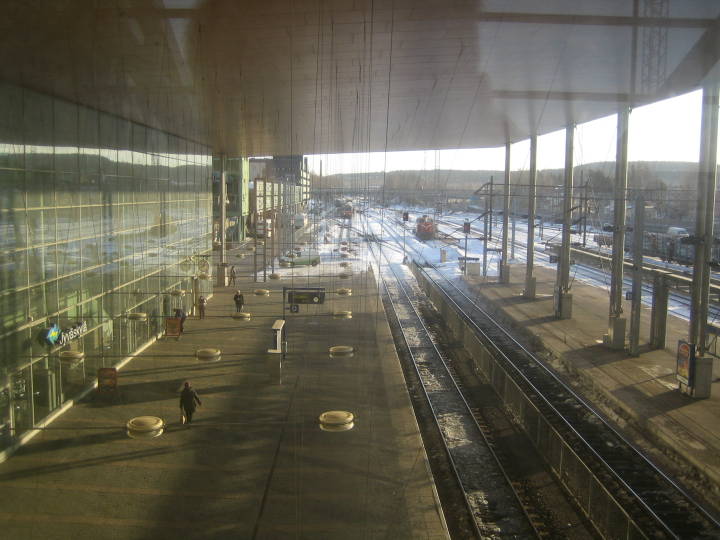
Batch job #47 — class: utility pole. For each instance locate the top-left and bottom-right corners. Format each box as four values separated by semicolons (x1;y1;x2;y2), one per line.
582;172;588;248
554;125;574;319
524;133;538;300
500;143;511;283
629;196;645;356
217;154;228;288
606;106;630;349
686;83;718;398
511;217;516;260
483;214;488;277
488;176;494;240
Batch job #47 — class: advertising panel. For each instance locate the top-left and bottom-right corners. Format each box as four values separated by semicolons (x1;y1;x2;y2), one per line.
676;340;695;385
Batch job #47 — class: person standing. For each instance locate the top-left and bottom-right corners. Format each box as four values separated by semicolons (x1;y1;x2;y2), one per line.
229;265;236;286
179;381;202;424
174;308;187;333
233;290;244;312
198;296;207;319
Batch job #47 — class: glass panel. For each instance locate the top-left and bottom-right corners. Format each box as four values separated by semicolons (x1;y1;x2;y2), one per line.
57;240;82;276
24;91;53;171
56;207;81;242
11;366;33;433
0;83;24;170
26;169;54;210
28;284;46;321
0;169;25;211
56;170;80;207
0;381;10;450
0;83;213;444
45;280;58;315
32;359;55;422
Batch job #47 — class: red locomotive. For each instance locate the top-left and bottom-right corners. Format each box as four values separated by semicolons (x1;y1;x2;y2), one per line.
415;215;436;240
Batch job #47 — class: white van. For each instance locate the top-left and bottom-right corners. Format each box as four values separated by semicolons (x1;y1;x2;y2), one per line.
666;227;689;238
294;214;308;229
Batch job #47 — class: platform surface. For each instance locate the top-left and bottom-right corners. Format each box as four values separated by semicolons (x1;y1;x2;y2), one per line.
460;263;720;504
0;241;448;539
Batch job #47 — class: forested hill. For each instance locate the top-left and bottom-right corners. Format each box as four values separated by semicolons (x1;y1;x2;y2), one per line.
316;161;699;191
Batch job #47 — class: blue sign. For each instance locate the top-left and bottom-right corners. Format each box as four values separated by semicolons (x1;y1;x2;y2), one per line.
40;321;88;347
43;324;61;346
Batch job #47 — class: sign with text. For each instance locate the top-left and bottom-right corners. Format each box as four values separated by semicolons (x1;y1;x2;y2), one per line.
286;288;326;305
41;321;88;347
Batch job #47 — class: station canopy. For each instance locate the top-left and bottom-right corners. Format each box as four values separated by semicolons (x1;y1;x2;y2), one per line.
2;0;719;155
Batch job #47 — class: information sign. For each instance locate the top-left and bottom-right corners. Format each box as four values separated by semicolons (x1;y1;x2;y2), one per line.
97;368;118;393
676;340;695;385
287;288;325;305
165;317;182;338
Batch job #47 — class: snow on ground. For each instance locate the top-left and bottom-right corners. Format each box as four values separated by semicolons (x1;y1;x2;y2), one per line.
367;204;713;324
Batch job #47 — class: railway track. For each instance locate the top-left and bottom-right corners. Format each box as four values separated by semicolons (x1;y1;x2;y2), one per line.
422;264;720;538
373;213;720;539
369;241;539;538
432;215;720;324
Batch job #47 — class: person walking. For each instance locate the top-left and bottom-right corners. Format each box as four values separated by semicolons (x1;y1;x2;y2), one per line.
179;381;202;424
229;265;236;286
233;290;244;312
198;296;207;319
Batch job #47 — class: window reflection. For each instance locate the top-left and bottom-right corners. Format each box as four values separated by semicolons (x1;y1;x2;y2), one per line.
0;81;212;449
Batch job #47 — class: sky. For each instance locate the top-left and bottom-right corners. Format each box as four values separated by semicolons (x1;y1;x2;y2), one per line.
304;89;705;175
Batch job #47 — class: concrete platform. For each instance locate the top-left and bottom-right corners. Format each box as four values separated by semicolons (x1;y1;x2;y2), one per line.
0;245;448;539
460;264;720;507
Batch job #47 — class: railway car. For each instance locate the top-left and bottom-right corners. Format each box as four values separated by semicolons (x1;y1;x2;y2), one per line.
415;215;436;241
639;232;720;267
596;230;720;268
593;233;613;247
340;204;353;219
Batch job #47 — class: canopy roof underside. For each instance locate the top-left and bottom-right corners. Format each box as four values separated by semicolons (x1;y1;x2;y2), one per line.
2;0;719;154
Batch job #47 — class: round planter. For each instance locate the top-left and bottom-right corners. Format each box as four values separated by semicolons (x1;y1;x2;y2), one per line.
329;345;354;357
196;348;222;362
126;416;164;439
319;410;354;432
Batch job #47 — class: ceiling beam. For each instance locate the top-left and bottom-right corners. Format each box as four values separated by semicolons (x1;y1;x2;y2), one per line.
103;8;713;29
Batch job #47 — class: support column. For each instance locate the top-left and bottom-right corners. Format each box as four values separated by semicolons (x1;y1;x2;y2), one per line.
689;83;719;398
690;84;719;352
500;142;511;283
216;154;229;288
554;126;574;319
605;107;630;349
524;134;537;298
650;271;669;350
628;196;644;356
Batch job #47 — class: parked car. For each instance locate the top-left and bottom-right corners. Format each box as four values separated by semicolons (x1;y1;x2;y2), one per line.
279;249;320;267
666;226;689;238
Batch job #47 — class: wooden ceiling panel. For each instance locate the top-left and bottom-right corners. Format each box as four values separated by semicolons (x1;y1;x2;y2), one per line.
0;0;717;155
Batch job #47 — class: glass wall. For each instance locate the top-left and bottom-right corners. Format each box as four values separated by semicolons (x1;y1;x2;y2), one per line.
0;82;212;450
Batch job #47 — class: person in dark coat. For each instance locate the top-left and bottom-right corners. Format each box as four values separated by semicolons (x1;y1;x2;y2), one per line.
174;308;187;333
180;381;202;424
233;291;244;312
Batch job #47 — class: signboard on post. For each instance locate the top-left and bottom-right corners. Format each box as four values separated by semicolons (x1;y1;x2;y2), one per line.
676;340;695;385
287;288;325;305
165;317;182;338
97;368;118;393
